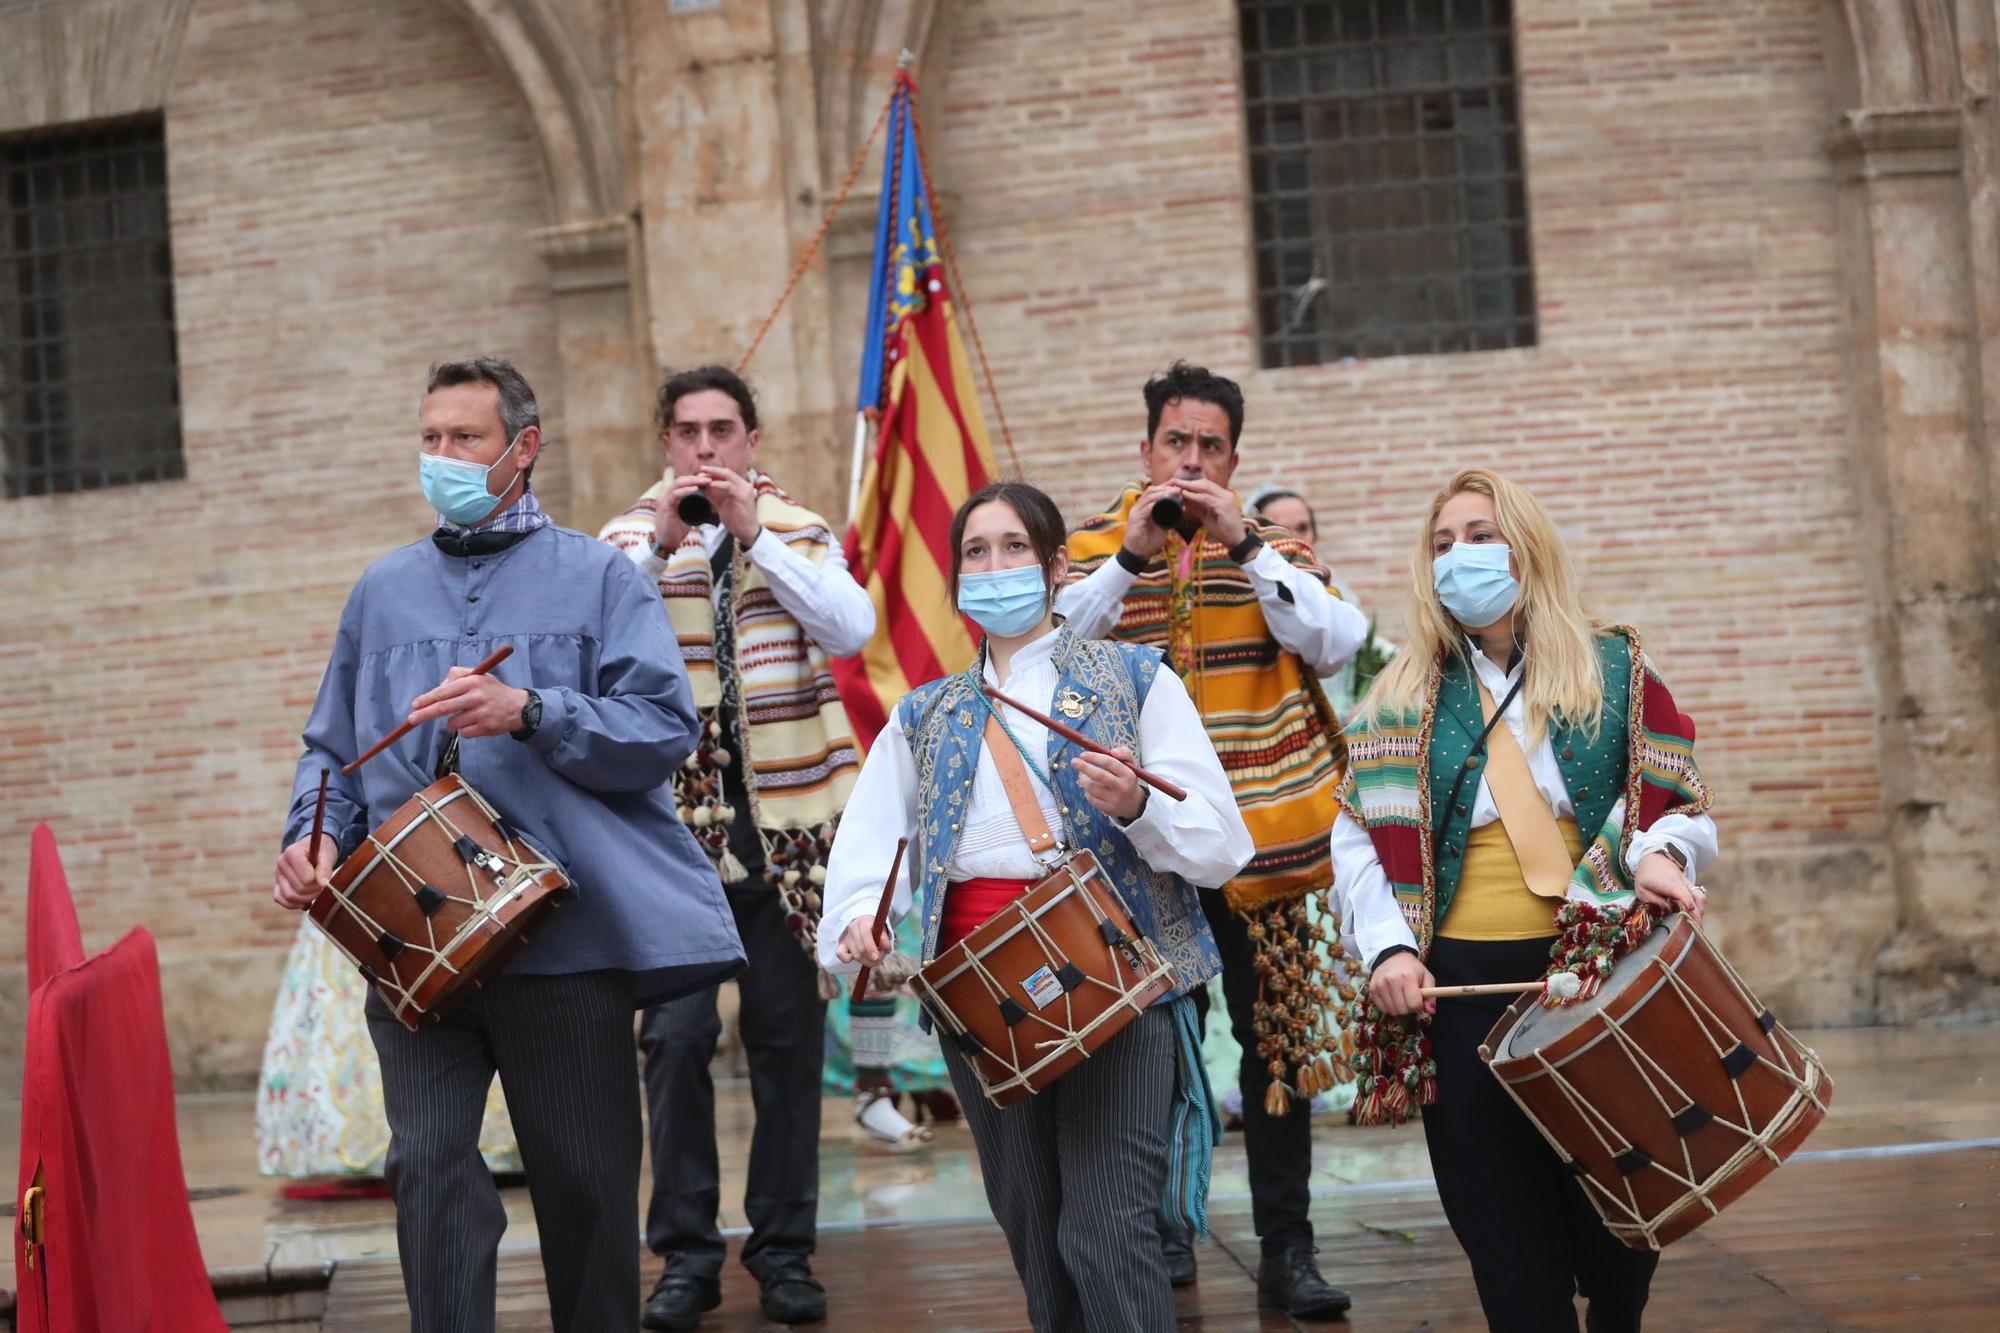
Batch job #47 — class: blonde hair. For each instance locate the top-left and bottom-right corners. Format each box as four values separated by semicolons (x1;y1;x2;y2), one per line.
1363;469;1605;743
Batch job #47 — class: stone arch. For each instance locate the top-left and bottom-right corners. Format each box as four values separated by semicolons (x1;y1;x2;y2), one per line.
432;0;648;531
814;0;946;185
1829;0;1961;111
439;0;625;225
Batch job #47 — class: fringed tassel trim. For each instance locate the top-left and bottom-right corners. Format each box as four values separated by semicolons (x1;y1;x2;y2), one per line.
1542;899;1661;1007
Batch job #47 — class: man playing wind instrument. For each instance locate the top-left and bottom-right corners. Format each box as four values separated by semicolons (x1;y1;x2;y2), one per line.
599;366;871;1330
1057;362;1366;1320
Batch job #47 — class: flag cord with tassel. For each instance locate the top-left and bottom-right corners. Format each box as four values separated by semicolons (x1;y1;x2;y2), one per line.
734;77;897;377
733;64;1024;487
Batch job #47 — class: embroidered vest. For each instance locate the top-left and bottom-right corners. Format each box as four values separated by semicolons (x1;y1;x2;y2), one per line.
896;628;1222;1004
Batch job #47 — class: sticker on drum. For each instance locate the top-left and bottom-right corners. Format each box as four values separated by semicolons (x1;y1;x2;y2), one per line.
1021;965;1065;1009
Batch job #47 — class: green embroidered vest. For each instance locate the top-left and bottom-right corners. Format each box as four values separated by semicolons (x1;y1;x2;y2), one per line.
1425;634;1632;922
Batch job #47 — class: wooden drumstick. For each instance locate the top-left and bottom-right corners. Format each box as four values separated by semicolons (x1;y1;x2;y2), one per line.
1420;972;1583;1001
980;685;1188;802
850;836;908;1005
306;768;329;874
341;644;515;776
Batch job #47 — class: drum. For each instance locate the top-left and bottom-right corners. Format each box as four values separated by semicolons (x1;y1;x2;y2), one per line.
912;851;1178;1107
1481;915;1833;1250
308;774;569;1030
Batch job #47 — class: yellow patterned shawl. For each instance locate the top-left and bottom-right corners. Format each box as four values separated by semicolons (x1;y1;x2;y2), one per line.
1066;483;1348;910
599;472;860;846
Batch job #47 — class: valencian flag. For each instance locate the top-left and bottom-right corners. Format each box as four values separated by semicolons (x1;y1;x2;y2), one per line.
832;71;1000;747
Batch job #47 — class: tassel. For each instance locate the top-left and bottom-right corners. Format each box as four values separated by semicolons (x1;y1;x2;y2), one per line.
719;848;748;884
874;950;919;989
816;966;840;1002
1264;1081;1291;1117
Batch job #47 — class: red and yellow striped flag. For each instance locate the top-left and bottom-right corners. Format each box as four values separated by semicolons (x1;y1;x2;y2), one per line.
832;74;998;748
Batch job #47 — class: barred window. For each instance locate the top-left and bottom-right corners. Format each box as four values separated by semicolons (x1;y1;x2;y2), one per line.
1242;0;1536;366
2;115;184;498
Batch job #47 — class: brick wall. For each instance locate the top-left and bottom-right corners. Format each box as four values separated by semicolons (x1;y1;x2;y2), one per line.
915;0;1887;1019
0;0;1901;1090
0;0;561;1085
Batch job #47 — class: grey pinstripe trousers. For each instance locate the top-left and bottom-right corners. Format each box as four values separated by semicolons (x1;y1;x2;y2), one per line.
943;1002;1179;1333
367;970;642;1333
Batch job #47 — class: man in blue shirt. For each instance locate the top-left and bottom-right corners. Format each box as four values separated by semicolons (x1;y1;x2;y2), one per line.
271;357;744;1333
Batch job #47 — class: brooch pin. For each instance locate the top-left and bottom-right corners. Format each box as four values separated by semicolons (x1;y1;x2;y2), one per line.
1056;688;1089;719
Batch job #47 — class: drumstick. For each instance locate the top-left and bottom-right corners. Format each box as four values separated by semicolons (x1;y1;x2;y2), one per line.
850;837;908;1005
341;644;515;776
306;768;329;877
1420;972;1583;1001
980;686;1188;802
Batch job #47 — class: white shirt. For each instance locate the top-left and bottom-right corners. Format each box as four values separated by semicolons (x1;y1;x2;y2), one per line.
1335;638;1719;967
625;494;876;658
816;627;1255;974
1055;539;1370;677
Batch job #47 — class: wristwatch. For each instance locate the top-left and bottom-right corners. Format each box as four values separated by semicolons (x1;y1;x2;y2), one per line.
511;689;543;741
1227;530;1264;564
1657;842;1688;873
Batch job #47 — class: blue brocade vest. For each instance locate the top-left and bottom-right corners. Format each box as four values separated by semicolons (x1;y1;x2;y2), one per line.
896;627;1223;1014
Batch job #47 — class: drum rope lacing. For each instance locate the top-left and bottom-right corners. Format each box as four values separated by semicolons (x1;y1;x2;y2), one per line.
1504;923;1832;1249
317;784;557;1023
913;862;1175;1104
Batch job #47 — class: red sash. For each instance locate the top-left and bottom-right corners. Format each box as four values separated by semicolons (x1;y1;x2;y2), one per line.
940;876;1033;953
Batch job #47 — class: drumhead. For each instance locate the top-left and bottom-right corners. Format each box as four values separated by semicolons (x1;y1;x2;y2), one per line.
1501;923;1674;1058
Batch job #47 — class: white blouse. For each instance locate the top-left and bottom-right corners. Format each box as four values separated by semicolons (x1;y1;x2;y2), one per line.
1336;639;1719;967
817;627;1254;973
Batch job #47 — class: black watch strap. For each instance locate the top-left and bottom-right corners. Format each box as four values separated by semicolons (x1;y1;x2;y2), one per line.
1370;943;1419;973
1227;531;1264;564
1114;545;1149;576
511;689;543;741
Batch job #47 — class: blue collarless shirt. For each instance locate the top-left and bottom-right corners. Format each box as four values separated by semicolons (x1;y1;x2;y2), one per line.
282;522;744;1006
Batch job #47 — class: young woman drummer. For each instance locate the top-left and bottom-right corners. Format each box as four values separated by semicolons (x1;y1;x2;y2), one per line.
819;481;1253;1333
1335;469;1715;1332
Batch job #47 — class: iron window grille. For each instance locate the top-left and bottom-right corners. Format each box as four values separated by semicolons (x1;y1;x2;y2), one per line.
2;114;184;498
1241;0;1537;366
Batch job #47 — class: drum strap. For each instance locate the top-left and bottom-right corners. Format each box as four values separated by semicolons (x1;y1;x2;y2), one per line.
981;714;1060;857
1475;678;1574;898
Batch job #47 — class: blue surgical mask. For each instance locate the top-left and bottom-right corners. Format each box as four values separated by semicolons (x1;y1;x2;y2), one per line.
957;565;1049;638
420;431;523;526
1433;542;1519;628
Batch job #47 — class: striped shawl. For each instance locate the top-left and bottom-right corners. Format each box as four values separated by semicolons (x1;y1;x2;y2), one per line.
600;473;860;915
1066;482;1348;911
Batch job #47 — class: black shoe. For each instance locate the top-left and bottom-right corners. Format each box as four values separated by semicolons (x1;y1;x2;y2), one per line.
757;1261;827;1325
1161;1228;1198;1288
1257;1246;1352;1320
641;1273;720;1331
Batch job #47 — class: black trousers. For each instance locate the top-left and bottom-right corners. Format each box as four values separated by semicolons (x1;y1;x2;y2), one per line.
367;970;641;1333
640;881;826;1280
1421;936;1659;1333
1186;885;1315;1254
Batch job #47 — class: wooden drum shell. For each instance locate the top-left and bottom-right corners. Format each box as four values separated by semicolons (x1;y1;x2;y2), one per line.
915;851;1178;1107
1482;915;1832;1250
308;774;568;1030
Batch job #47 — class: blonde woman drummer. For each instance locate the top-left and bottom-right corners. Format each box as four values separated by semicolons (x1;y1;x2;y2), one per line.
1335;469;1715;1332
820;481;1252;1333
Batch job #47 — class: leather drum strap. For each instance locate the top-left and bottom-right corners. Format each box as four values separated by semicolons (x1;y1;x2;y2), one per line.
982;714;1059;856
1475;678;1575;899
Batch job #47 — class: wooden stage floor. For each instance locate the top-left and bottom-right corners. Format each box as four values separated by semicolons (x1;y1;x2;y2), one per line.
317;1025;2000;1331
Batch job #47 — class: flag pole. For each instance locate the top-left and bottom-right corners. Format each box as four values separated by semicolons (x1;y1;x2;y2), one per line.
845;410;872;526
